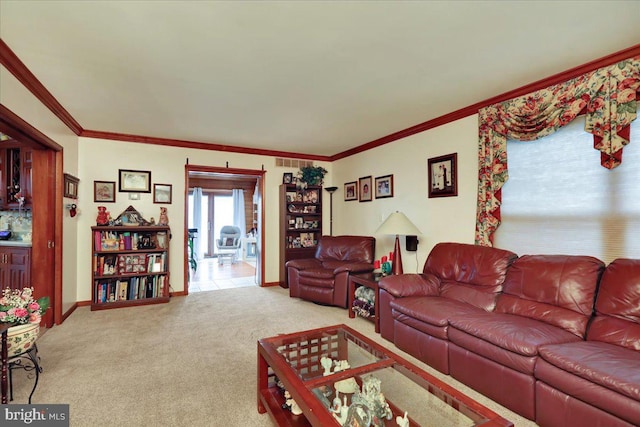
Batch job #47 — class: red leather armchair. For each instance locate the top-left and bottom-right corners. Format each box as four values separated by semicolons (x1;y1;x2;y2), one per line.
286;235;375;308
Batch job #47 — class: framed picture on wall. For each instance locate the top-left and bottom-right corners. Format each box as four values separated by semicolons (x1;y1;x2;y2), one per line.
153;184;172;204
63;174;79;198
119;169;151;193
375;175;394;199
344;182;358;201
282;172;293;184
359;176;373;202
428;152;458;198
94;181;116;202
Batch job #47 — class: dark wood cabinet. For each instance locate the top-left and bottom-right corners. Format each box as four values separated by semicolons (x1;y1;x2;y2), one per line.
0;246;31;290
0;138;33;208
279;184;323;287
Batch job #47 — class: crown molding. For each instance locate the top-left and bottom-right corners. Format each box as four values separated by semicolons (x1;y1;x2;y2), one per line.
331;43;640;161
0;38;83;136
81;129;332;162
2;36;638;161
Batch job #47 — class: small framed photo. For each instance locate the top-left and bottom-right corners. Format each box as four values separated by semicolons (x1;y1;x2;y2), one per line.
283;172;293;184
358;176;373;202
63;173;79;199
153;183;172;204
428;152;458;198
344;182;358;201
118;169;151;193
375;175;394;199
94;181;116;202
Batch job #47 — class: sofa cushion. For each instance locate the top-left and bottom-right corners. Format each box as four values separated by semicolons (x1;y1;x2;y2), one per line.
390;296;486;340
539;341;640;402
390;296;485;327
449;311;582;357
423;242;517;288
496;254;604;337
423;242;517;311
315;235;375;263
589;258;640;350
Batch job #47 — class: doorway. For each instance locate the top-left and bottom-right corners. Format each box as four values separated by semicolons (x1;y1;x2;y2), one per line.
185;165;264;293
0;106;61;327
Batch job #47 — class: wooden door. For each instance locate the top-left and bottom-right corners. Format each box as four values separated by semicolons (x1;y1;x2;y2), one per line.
30;149;55;327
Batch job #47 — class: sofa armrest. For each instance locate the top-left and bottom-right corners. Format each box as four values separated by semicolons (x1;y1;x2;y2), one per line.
378;273;440;297
332;262;375;275
285;258;322;270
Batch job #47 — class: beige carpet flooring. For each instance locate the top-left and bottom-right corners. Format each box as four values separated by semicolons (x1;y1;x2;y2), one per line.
10;286;538;426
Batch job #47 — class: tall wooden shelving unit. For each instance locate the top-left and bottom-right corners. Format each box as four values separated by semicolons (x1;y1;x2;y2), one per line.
279;184;322;288
91;225;170;310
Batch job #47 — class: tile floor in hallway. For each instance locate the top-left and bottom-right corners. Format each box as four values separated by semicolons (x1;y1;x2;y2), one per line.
188;257;258;293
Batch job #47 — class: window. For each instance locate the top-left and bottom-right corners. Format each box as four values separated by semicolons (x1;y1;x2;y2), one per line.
494;116;640;263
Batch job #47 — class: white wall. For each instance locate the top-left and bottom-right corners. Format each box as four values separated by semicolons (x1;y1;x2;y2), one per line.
77;137;332;301
332;115;479;273
1;65;80;315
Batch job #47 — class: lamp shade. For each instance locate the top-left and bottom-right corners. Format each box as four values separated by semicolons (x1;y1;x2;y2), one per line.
376;211;421;236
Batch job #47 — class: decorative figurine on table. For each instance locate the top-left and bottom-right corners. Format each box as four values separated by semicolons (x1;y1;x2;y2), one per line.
330;392;350;425
396;411;410;427
321;356;333;376
158;207;169;225
283;390;302;415
96;206;110;226
350;375;392;426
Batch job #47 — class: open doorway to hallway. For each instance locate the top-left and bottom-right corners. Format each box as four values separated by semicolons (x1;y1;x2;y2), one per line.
186;166;264;293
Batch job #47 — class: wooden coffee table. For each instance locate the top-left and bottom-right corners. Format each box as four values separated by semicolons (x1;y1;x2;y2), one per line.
257;324;513;426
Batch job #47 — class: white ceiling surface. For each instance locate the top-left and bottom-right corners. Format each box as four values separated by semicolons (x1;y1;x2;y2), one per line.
1;1;639;157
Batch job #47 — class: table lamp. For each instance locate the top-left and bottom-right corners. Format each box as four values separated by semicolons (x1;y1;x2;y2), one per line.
376;211;421;274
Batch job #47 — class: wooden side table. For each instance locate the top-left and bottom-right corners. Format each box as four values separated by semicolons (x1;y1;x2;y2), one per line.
348;273;381;333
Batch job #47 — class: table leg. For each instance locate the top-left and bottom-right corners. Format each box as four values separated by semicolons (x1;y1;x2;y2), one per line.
1;328;7;404
257;346;267;414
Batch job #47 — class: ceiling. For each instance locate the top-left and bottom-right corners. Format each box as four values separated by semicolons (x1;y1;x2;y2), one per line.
1;1;639;158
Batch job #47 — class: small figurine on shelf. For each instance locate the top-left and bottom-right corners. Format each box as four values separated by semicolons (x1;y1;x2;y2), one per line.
96;206;110;226
158;207;169;225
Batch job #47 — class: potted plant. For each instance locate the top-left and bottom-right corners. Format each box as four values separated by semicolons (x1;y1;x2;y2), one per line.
0;287;50;357
297;165;328;187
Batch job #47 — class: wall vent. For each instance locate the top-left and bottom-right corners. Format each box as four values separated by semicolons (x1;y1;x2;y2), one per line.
275;158;314;168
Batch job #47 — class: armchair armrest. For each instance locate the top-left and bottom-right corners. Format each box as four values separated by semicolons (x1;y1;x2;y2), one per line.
329;262;375;275
378;273;440;298
285;258;322;270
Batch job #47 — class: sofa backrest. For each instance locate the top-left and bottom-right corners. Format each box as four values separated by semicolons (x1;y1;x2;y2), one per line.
496;254;605;338
315;235;375;264
423;242;518;311
587;258;640;351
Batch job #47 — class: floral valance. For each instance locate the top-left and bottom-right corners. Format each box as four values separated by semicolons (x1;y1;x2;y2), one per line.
476;56;640;246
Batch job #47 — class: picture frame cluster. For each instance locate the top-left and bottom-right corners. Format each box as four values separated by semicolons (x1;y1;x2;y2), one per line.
344;175;393;202
93;169;172;204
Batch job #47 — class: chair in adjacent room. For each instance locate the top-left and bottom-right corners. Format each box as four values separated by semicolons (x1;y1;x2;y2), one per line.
215;225;242;264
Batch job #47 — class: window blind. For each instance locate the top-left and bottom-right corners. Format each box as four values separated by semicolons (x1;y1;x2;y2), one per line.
494;115;640;264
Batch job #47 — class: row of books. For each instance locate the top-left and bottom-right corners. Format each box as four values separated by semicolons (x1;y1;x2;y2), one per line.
93;253;167;276
95;275;167;303
94;230;165;252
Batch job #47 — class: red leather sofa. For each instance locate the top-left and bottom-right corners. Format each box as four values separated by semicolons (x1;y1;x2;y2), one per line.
378;242;640;426
287;235;375;308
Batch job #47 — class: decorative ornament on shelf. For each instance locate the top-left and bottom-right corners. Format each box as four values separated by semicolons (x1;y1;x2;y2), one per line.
158;207;169;225
96;206;110;226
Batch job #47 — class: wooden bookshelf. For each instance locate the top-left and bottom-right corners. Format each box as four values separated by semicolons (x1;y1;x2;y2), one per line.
91;225;170;310
279;184;322;288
